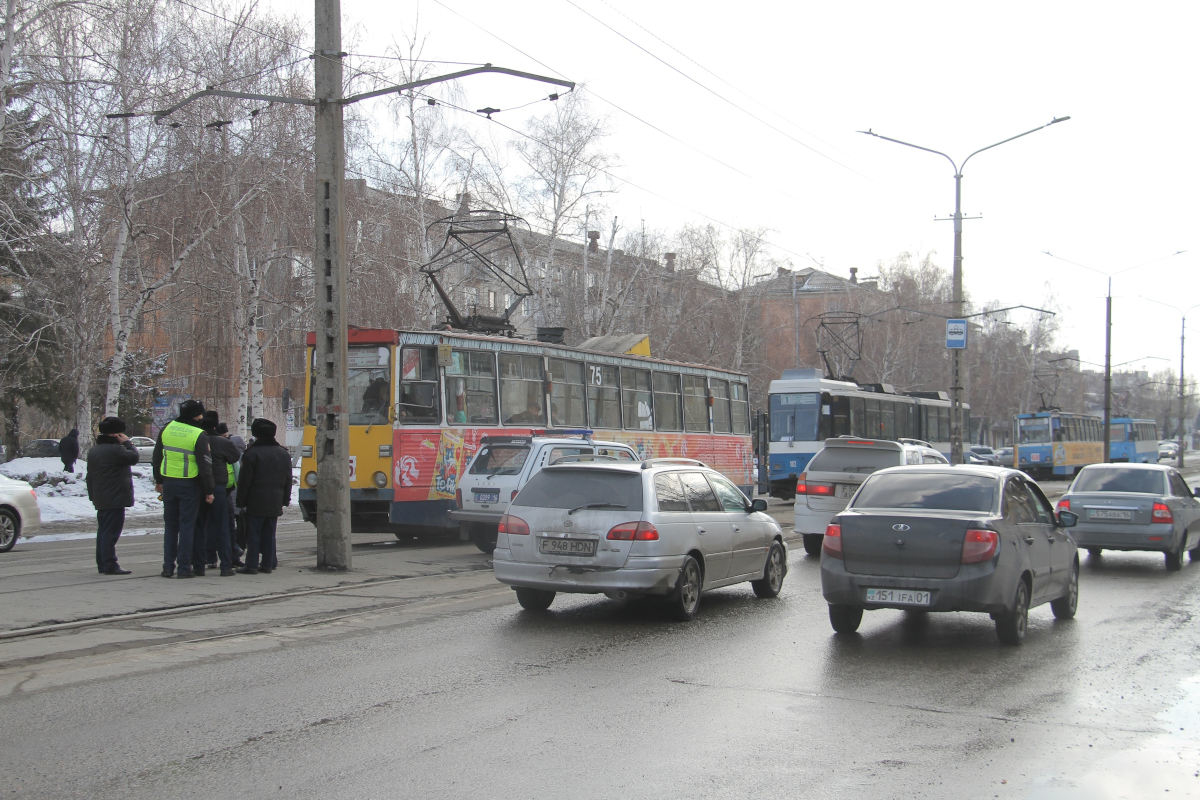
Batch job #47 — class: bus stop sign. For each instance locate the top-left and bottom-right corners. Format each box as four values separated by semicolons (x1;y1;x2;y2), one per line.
946;319;968;349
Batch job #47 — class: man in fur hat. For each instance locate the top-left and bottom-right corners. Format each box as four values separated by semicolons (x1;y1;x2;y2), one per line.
85;417;139;575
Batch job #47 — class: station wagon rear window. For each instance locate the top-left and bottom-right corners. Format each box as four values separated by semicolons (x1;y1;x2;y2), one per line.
515;470;645;511
852;473;996;512
469;445;530;476
809;447;900;473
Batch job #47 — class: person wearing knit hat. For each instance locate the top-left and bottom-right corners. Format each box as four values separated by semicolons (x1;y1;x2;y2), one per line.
151;398;215;578
236;418;292;575
85;417;138;575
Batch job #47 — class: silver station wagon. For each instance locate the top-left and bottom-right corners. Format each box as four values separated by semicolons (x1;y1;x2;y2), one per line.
492;458;788;620
821;464;1079;644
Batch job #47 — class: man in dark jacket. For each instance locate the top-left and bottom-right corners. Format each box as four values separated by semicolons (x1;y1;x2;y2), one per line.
58;428;80;472
152;399;215;578
85;417;138;575
202;413;241;576
236;418;292;575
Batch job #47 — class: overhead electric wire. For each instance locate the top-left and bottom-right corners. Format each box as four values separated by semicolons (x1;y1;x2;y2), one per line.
559;0;858;175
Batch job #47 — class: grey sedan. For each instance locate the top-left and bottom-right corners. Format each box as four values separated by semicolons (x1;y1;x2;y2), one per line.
821;464;1079;644
1056;463;1200;570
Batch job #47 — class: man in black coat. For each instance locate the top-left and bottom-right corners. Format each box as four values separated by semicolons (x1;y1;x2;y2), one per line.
236;418;292;575
85;417;138;575
58;428;80;472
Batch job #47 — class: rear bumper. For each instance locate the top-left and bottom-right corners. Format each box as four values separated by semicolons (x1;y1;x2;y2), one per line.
493;550;686;596
448;508;502;525
1071;523;1177;552
821;558;1010;614
794;503;838;536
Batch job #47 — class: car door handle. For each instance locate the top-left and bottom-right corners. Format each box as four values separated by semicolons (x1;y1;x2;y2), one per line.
697;527;707;534
1023;536;1035;545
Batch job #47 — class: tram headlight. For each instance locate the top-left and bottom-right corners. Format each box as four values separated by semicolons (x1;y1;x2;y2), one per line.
304;471;318;488
372;471;388;488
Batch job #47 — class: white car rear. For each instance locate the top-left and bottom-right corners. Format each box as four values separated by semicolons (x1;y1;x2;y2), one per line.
0;473;42;552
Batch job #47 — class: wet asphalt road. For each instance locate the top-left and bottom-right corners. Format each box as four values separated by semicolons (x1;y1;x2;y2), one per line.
3;495;1200;799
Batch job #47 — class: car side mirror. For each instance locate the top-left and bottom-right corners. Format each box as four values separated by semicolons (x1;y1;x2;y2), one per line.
1193;487;1200;498
750;498;768;513
1057;509;1078;528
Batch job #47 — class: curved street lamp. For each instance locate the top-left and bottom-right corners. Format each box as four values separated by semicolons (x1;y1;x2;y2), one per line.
860;117;1070;463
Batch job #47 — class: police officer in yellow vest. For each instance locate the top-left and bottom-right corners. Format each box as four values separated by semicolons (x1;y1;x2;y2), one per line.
152;399;215;578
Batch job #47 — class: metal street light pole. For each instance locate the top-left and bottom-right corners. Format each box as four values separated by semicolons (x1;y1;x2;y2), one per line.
860;117;1070;463
1136;296;1199;468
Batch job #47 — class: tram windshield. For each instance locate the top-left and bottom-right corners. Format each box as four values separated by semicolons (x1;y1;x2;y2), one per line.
769;392;820;442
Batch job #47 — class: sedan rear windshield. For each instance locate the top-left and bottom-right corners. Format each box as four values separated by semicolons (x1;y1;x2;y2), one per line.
809;447;899;474
1073;468;1165;494
852;472;996;512
515;470;645;511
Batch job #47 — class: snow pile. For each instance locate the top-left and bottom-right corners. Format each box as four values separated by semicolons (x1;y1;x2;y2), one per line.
0;457;163;522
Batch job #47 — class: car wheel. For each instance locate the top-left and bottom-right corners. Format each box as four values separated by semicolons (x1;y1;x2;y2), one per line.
828;603;863;634
1051;561;1079;620
802;534;823;557
0;508;19;552
1165;540;1184;572
995;579;1030;645
667;556;703;621
514;587;555;611
469;523;497;555
1087;547;1103;559
752;541;787;598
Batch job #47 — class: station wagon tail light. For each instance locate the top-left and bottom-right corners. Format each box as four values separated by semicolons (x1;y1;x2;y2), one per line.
498;514;529;535
961;529;999;564
796;474;833;496
512;490;519;501
1056;499;1070;512
455;489;463;509
822;523;843;558
1152;502;1173;523
606;521;659;541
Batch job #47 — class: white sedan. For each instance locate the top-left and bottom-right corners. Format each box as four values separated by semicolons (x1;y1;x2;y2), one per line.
0;473;42;552
129;436;156;462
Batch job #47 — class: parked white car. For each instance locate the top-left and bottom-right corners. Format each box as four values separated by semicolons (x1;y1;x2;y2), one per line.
0;473;42;552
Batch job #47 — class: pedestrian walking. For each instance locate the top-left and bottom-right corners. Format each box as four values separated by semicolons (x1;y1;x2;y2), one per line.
152;399;214;578
236;418;292;575
85;417;138;575
58;428;80;472
202;414;241;576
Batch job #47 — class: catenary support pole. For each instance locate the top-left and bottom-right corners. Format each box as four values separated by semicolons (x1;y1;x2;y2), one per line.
313;0;351;570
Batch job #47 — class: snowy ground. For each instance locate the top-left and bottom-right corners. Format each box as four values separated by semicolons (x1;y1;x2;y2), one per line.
0;456;164;523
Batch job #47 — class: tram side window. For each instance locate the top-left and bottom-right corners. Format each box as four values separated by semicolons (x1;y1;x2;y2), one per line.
548;358;586;428
445;349;497;425
730;382;750;434
879;399;896;439
864;399;881;438
500;353;545;425
586;363;621;429
849;397;865;437
711;379;732;433
653;372;683;431
398;346;440;423
621;367;653;430
348;345;391;425
683;375;709;432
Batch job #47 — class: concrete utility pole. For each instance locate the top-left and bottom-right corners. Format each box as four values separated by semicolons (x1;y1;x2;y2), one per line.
313;0;351;569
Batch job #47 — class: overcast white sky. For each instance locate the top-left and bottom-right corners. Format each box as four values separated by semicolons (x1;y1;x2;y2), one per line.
284;0;1199;380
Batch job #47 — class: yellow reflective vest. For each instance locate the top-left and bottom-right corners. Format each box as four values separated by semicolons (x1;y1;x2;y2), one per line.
159;420;203;479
